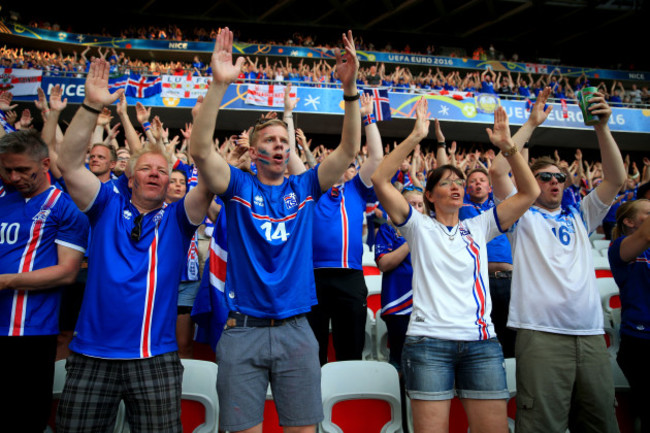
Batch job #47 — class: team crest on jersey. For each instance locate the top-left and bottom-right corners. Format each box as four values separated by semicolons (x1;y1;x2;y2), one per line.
33;209;51;222
123;209;133;220
459;227;470;237
153;208;165;225
284;193;297;210
254;195;264;207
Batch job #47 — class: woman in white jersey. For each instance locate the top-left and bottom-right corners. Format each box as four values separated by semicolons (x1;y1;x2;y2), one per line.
371;98;540;433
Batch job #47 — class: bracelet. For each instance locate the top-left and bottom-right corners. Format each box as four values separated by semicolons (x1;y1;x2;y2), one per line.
502;145;518;157
437;141;446;148
283;115;293;119
629;172;639;179
363;113;376;126
42;109;50;114
81;103;102;115
143;121;151;131
163;141;170;145
343;92;360;102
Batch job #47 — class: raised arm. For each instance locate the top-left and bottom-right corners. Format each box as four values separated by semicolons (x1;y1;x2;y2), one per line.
284;82;305;175
617;206;650;262
358;92;383;185
490;87;552;200
190;27;245;195
433;118;449;166
59;59;124;210
487;107;541;229
41;84;67;179
316;30;361;191
115;93;142;154
590;93;626;203
371;98;429;225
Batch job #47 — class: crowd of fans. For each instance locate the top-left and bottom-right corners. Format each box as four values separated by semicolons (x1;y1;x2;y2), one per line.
4;17;649;107
1;26;649;433
2;44;649;108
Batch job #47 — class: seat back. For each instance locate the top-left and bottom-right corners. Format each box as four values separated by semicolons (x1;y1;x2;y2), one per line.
180;359;219;433
321;361;402;433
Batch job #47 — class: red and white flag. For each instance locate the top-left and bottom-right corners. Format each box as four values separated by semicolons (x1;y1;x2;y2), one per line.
245;84;296;107
0;68;42;96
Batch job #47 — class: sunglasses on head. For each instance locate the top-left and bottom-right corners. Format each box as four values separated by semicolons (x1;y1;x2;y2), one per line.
403;185;423;193
130;214;144;242
535;172;567;183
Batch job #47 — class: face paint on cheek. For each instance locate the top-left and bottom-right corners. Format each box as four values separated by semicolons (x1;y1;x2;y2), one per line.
256;148;273;165
31;172;37;180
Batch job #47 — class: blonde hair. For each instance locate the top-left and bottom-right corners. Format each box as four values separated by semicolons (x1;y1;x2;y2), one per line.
249;119;288;147
613;199;649;239
128;143;172;175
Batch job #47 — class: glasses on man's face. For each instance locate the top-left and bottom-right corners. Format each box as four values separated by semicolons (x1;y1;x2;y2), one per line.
535;172;567;183
402;185;423;193
438;179;465;188
130;214;143;242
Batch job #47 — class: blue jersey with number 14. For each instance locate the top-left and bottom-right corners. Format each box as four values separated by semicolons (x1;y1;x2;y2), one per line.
220;165;323;319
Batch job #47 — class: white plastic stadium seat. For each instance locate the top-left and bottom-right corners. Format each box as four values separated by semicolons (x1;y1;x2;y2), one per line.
180;359;219;433
321;361;402;433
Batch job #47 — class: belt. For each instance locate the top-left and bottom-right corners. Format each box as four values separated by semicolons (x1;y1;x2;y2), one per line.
226;312;304;328
489;270;512;279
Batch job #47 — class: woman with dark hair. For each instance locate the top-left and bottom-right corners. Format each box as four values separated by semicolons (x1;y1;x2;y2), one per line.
608;198;650;433
371;98;540;433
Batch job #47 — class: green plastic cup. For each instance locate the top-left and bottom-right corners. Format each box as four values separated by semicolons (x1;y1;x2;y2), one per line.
577;87;600;126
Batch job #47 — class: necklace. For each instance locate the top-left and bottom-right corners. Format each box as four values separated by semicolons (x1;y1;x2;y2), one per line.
435;219;460;241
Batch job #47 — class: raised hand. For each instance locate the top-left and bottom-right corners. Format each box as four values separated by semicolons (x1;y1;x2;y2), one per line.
135;102;151;125
96;108;113;127
84;59;124;109
0;91;17;111
411;97;430;140
115;93;127;117
359;92;373;117
528;87;552;127
35;87;49;113
335;30;359;90
588;92;612;127
284;82;299;112
18;109;33;128
486;106;514;152
434;117;445;143
181;123;193;140
210;27;245;86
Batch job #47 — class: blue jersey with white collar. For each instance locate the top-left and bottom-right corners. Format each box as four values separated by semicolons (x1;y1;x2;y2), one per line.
459;194;512;264
313;174;374;270
70;181;198;359
220;165;323;319
0;186;88;336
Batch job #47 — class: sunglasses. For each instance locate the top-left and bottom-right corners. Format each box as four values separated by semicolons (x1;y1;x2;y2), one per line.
130;214;143;242
535;172;567;183
403;185;423;193
438;179;466;188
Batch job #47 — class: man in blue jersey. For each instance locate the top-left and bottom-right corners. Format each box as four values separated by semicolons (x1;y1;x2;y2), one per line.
190;28;360;433
307;92;383;364
0;130;88;433
55;59;213;433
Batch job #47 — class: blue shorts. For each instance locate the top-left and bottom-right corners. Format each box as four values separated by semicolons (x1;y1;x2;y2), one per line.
402;336;509;401
215;315;323;431
177;281;200;308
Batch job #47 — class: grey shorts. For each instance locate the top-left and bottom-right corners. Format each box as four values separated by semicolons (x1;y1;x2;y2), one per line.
215;314;323;431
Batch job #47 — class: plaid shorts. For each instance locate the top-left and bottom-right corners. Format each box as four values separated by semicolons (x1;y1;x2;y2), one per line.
56;351;183;433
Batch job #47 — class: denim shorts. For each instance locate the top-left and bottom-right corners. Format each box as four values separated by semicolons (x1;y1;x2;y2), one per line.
402;336;509;400
177;281;200;307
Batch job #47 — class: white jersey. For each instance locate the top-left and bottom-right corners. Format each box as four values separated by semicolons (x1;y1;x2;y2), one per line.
507;190;609;335
398;206;503;341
